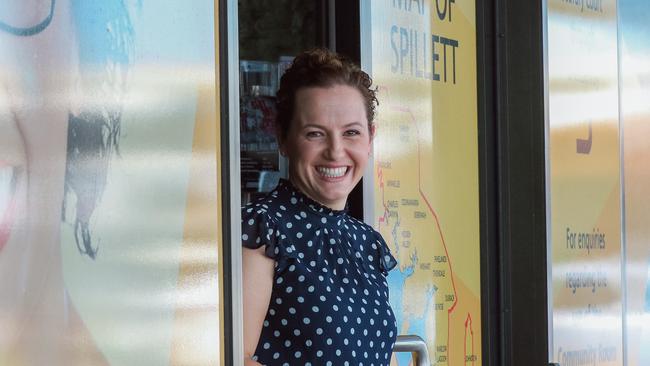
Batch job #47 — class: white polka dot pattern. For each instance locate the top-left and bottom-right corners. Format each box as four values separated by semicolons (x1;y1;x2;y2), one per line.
242;180;397;365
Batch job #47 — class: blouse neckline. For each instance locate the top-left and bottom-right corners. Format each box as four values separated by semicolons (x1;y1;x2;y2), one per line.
276;179;348;218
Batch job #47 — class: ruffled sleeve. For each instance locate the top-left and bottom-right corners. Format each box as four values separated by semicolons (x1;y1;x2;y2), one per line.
373;231;397;275
241;206;297;272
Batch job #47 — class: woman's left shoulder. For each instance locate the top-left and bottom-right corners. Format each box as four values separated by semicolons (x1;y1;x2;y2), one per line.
344;215;397;274
345;215;384;238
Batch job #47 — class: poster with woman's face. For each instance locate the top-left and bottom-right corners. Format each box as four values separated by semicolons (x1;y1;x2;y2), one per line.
0;1;221;365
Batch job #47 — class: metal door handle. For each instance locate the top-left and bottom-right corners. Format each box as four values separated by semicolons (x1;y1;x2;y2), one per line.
393;335;430;366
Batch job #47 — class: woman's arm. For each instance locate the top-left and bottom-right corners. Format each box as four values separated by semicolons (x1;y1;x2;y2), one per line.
242;246;274;366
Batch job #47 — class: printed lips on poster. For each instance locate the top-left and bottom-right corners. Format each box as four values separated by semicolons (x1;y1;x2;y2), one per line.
0;1;222;365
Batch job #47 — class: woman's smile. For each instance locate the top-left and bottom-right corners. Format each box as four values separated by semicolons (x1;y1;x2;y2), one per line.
316;166;349;179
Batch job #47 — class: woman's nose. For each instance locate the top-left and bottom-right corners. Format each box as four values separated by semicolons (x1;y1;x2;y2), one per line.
324;136;344;160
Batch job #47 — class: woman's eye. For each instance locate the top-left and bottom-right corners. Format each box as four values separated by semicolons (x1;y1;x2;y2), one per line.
306;131;323;138
344;129;361;136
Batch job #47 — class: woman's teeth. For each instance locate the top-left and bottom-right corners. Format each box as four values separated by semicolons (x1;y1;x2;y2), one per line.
317;166;347;178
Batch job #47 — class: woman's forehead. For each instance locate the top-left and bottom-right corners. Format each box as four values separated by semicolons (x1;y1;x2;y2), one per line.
294;86;366;119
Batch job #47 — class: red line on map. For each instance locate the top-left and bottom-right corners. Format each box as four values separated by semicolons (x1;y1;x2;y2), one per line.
376;167;390;233
464;313;475;365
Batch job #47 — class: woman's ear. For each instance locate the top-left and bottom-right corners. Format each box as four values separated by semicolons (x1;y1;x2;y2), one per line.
368;124;376;156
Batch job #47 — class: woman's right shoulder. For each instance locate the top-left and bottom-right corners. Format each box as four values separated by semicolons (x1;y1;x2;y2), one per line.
241;186;290;219
241;200;269;217
241;193;281;219
240;191;298;270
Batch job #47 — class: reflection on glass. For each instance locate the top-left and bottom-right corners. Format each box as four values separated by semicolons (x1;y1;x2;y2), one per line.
238;0;323;204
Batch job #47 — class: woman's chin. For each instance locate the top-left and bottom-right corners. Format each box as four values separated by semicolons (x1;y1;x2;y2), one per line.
315;190;350;210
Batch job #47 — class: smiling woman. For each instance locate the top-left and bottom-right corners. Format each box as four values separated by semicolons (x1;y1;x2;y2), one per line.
242;48;398;366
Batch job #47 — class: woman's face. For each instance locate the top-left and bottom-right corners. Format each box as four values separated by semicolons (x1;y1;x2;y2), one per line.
281;84;373;210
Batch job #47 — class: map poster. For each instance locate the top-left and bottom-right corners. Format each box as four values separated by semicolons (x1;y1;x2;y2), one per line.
619;0;650;365
361;1;481;364
546;0;622;365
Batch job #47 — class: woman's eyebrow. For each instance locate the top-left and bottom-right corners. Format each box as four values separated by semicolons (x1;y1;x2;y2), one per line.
300;123;325;130
300;122;365;130
343;122;365;128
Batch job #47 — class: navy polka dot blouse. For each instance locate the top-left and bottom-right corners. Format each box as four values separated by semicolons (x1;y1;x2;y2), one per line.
242;179;398;366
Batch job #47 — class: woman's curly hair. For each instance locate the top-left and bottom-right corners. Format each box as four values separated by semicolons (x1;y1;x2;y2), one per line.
275;48;378;141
